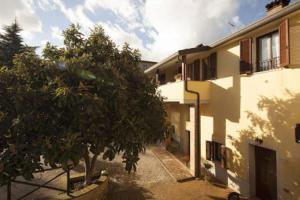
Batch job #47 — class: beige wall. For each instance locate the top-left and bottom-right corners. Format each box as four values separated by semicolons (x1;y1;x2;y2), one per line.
165;103;190;154
199;12;300;199
150;10;300;199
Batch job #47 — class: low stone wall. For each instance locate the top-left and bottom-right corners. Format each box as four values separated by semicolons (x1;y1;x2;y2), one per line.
53;175;109;200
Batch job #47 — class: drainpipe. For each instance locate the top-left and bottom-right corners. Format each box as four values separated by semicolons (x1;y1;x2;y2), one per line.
178;55;201;178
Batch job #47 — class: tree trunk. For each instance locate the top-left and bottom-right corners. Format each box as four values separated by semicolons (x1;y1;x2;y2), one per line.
90;154;98;175
83;150;99;186
84;150;92;185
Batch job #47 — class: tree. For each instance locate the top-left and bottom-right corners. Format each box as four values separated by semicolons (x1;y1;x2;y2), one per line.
0;49;55;184
0;20;25;67
0;24;168;186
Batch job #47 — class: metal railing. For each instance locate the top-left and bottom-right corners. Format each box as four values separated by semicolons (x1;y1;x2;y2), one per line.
257;57;280;72
6;165;73;200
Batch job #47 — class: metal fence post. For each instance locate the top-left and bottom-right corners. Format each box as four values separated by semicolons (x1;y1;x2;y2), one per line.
7;179;11;200
66;167;70;195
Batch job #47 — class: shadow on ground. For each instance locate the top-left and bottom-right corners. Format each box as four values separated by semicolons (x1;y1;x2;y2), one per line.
73;154;154;200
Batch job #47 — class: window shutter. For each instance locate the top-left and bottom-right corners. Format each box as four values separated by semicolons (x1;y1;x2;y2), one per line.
206;141;212;160
279;19;289;67
221;145;227;169
209;53;217;79
211;141;217;161
240;39;252;74
194;59;201;81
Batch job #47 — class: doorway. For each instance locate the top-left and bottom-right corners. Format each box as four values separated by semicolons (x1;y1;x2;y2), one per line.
255;146;277;200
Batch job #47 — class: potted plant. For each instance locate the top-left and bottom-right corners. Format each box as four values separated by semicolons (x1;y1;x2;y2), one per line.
203;161;213;182
174;74;182;81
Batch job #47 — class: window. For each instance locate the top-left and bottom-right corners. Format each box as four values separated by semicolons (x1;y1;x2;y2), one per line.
158;73;166;85
257;31;280;72
202;53;217;80
206;141;222;161
187;64;194;80
206;141;228;168
186;59;201;81
202;58;209;81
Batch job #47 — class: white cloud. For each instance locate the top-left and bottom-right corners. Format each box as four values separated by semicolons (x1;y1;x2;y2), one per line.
53;0;93;33
40;39;48;46
51;26;63;41
0;0;42;36
53;0;146;53
141;0;242;60
98;22;145;51
84;0;140;25
37;0;56;11
51;0;258;61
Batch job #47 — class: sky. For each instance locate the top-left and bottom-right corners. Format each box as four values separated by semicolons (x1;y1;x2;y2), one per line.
0;0;295;61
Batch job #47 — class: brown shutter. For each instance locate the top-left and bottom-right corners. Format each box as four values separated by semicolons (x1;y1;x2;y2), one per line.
221;145;227;169
279;19;289;67
211;141;216;161
206;141;212;160
240;39;252;74
209;53;217;79
194;59;200;81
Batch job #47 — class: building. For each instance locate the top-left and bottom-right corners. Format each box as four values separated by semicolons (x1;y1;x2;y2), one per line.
145;0;300;199
138;60;157;71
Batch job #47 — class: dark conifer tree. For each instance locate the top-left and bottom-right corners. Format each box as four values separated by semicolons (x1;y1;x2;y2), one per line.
0;20;24;67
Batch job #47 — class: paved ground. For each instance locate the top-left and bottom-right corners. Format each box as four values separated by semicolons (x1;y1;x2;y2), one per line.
0;146;230;200
105;146;230;200
151;146;194;182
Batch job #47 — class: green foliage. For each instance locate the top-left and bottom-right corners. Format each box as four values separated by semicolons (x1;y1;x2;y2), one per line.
0;24;167;185
0;21;25;67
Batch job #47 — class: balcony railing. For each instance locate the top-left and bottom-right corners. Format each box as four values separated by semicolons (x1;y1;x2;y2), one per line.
257;57;280;72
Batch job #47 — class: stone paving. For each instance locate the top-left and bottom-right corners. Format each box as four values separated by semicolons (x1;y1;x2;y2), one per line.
151;146;194;182
0;146;230;200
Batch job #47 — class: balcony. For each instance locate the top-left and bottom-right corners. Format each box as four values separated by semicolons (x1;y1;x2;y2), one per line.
257;57;280;72
157;80;210;104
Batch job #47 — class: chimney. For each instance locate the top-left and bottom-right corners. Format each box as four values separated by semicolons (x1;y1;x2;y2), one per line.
266;0;290;16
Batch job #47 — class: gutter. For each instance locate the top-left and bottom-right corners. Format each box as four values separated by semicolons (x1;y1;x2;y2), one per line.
179;55;201;178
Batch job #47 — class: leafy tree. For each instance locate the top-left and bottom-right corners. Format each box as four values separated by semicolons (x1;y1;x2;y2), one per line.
0;49;56;184
0;24;167;186
0;21;25;67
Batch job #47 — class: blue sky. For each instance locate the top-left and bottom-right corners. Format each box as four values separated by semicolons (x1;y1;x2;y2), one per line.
0;0;295;61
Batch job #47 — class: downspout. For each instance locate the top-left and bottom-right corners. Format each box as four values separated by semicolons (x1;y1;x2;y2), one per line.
178;55;201;178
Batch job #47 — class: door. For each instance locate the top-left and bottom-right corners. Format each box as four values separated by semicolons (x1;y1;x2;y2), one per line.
255;146;277;200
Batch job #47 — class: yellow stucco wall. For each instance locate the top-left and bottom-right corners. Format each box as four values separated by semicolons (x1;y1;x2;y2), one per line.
199;12;300;199
153;10;300;199
165;103;190;154
158;81;211;104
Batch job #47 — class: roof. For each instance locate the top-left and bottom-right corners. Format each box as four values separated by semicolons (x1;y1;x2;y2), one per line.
145;0;300;73
145;45;211;73
140;60;157;64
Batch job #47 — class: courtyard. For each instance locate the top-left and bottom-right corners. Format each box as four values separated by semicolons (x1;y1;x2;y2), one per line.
0;146;230;200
